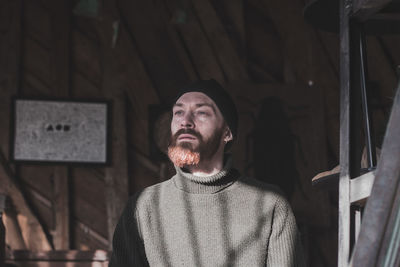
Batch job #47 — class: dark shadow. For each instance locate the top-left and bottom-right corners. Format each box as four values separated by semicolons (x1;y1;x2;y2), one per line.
253;97;300;199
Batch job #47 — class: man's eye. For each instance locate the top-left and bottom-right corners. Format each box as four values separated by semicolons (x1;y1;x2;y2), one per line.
196;111;209;116
174;110;183;116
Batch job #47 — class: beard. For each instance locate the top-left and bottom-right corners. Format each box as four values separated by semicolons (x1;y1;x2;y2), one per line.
167;127;224;168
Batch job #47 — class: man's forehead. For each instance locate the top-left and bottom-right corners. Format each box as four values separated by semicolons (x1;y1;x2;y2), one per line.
175;92;216;107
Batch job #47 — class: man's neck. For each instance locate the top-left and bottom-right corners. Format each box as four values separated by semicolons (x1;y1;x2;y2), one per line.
185;148;224;176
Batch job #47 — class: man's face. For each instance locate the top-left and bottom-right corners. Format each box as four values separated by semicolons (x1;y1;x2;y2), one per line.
168;92;227;166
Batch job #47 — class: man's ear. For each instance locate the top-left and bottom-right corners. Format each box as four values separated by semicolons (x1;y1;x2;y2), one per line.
224;127;233;143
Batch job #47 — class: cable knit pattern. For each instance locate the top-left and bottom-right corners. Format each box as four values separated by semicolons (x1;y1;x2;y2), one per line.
110;165;305;267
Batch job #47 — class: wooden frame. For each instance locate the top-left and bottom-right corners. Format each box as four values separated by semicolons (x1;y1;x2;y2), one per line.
11;98;111;165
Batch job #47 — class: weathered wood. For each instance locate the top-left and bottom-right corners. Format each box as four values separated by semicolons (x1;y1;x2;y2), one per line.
338;0;352;265
213;0;246;56
53;167;70;250
94;3;131;248
349;171;375;203
0;0;51;251
5;262;107;267
22;37;52;93
7;250;109;261
245;3;283;82
191;0;249;81
72;29;102;89
118;0;191;101
3;209;26;250
102;53;129;250
164;0;225;83
257;0;340;159
48;0;72;250
73;171;107;236
74;220;108;249
24;0;51;47
0;150;51;250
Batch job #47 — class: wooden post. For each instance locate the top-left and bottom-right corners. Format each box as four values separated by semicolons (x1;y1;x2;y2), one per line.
49;0;72;249
0;0;52;251
95;3;130;249
0;0;22;183
191;0;249;81
338;0;352;265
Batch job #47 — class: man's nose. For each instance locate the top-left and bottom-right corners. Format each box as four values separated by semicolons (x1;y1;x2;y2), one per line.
181;112;194;128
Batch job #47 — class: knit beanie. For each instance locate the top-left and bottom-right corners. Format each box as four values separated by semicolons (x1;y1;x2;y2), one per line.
173;79;238;142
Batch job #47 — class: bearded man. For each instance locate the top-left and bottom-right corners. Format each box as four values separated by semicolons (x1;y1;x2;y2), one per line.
109;79;305;267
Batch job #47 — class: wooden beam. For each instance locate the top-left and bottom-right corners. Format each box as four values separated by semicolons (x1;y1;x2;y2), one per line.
6;249;109;261
0;150;52;250
338;0;352;265
118;0;191;101
0;0;51;251
256;0;340;159
191;0;249;82
48;0;72;250
164;0;225;83
93;2;137;248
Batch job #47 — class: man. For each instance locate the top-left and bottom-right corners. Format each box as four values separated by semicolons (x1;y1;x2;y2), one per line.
110;79;305;267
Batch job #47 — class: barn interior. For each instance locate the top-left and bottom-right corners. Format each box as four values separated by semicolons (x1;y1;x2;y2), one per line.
1;0;400;266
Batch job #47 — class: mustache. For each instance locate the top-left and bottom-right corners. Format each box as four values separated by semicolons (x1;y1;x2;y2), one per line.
173;128;202;140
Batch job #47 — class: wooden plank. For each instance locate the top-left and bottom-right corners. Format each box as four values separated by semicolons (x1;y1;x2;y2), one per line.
48;0;72;250
213;0;246;55
74;220;108;249
71;71;101;98
256;0;341;159
0;0;51;251
93;19;160;156
164;0;225;83
0;151;52;250
22;36;52;91
24;0;51;48
118;0;191;101
349;171;375;203
191;0;249;81
245;3;283;81
338;0;352;265
5;262;107;267
7;249;109;261
93;3;131;248
71;29;102;89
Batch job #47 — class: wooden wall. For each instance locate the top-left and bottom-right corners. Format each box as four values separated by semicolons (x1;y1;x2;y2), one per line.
0;0;399;266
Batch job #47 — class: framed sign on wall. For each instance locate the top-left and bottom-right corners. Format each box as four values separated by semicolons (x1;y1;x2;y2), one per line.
11;98;111;165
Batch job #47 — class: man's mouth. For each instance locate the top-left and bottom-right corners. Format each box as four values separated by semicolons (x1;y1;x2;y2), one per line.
178;134;197;141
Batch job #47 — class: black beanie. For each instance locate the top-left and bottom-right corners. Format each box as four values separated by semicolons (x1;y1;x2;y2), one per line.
173;79;238;141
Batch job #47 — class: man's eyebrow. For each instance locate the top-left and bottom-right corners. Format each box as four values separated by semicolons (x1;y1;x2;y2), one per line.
173;103;184;108
173;102;216;113
196;103;216;113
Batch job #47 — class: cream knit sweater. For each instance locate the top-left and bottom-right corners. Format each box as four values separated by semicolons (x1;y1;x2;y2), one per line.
110;165;305;267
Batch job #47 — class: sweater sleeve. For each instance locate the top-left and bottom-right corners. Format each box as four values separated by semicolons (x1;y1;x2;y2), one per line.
109;194;149;267
266;196;306;267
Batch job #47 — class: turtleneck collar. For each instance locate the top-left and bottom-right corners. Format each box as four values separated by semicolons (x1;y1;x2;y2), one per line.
172;156;240;194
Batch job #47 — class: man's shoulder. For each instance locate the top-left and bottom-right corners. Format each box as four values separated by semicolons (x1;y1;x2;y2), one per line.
127;179;174;210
